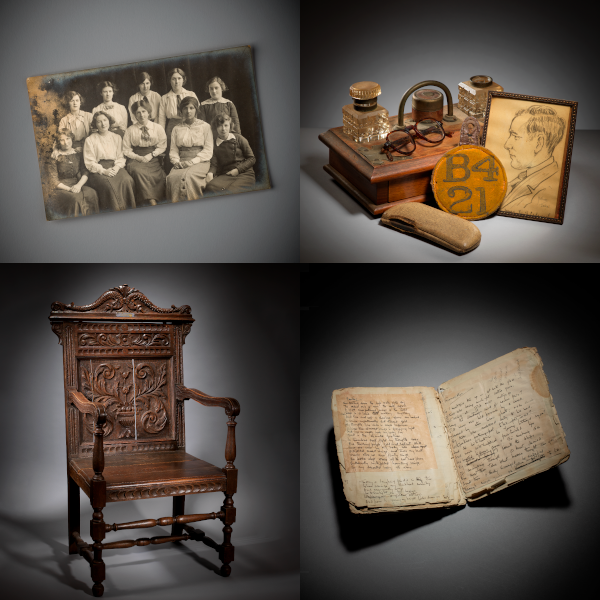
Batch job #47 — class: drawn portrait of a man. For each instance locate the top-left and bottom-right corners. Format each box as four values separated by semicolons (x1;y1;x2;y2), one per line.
500;105;566;218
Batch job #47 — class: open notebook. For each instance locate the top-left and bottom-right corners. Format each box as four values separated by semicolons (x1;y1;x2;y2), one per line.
331;348;569;514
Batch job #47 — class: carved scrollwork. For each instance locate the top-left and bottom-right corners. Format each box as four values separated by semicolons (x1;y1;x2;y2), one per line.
136;363;168;434
79;333;170;348
51;322;63;345
52;284;191;314
80;361;169;439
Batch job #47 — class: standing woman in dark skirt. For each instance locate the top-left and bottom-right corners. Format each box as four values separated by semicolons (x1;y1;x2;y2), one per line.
205;114;255;195
157;68;198;173
123;100;167;207
84;112;136;212
58;91;93;153
200;76;241;135
92;81;128;138
46;129;99;219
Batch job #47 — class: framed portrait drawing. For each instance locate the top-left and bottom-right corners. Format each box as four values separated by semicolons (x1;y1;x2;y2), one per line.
481;92;577;225
27;45;271;221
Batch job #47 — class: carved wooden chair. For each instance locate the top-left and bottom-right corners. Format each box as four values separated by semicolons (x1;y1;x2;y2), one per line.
50;285;239;597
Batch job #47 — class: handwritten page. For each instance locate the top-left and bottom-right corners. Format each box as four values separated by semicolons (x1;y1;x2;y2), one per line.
339;394;438;472
332;387;465;513
438;347;569;500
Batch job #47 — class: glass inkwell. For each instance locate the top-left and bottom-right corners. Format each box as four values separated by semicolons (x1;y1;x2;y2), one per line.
342;81;390;143
458;75;503;119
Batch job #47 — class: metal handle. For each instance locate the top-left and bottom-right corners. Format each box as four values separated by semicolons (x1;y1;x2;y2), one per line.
397;80;457;126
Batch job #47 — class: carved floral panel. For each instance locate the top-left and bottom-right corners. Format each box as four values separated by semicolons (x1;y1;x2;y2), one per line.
78;358;173;442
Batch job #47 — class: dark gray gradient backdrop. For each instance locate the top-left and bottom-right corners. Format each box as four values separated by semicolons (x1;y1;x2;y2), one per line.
0;0;299;262
0;265;298;598
301;1;597;129
301;266;598;600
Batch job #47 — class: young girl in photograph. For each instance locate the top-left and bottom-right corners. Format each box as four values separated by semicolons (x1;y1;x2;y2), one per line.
205;114;255;194
200;76;241;135
92;81;128;137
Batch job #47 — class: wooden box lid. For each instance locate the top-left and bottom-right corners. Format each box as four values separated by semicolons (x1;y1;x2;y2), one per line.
319;104;483;185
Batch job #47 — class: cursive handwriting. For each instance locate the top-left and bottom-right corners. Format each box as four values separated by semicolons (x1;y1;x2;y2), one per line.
442;359;562;492
340;394;437;473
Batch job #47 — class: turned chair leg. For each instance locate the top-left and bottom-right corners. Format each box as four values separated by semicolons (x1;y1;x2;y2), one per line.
68;475;80;555
219;493;236;577
91;507;106;597
172;495;185;537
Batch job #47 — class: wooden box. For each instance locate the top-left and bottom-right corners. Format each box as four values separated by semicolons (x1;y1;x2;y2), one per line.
319;104;483;216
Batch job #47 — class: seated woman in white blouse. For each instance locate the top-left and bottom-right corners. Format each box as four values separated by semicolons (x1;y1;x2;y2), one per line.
84;112;136;212
92;81;128;138
128;71;161;124
158;68;198;174
166;96;213;202
58;91;93;153
123;100;167;207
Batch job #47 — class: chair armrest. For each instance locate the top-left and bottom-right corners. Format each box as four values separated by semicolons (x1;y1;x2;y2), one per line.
68;388;107;424
68;388;106;487
175;384;240;417
175;384;239;470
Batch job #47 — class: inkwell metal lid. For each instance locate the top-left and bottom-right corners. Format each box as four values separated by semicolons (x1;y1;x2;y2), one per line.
349;81;381;111
469;75;493;88
412;89;443;112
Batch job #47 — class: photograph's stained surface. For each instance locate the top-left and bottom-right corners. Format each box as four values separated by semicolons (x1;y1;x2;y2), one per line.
27;45;271;221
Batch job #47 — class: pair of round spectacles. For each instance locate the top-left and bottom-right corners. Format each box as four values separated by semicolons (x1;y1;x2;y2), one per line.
381;118;452;161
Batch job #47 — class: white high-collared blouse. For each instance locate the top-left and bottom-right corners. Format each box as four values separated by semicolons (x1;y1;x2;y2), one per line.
169;120;213;164
83;132;126;173
92;102;128;130
122;121;167;159
128;90;162;124
58;112;94;141
157;89;199;128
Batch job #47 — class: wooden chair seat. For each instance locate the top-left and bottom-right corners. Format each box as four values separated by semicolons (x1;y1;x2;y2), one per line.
69;451;227;502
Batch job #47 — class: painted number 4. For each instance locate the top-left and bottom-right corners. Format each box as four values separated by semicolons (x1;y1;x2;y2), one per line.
472;155;499;181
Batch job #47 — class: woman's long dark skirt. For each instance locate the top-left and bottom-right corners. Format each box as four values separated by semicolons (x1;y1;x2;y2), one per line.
45;176;100;220
126;145;166;206
205;170;255;195
87;159;136;212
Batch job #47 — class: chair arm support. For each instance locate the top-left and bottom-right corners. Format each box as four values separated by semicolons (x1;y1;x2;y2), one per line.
175;385;239;469
67;388;106;484
175;385;240;417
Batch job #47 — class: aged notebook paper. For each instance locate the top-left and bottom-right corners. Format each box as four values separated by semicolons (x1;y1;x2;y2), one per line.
438;347;569;501
331;348;569;513
331;387;465;513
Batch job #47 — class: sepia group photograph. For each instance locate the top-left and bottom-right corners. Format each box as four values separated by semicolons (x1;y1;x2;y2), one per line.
28;45;271;221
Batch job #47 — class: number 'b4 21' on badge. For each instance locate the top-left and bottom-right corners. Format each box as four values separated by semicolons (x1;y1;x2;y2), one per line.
431;145;507;220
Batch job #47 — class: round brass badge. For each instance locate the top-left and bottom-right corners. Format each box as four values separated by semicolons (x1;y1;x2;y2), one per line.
432;145;507;220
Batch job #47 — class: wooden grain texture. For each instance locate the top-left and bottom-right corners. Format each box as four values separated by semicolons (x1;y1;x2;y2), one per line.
319;104;483;214
50;286;240;596
323;163;428;216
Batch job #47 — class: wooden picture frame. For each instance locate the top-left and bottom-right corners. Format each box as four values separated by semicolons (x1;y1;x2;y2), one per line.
481;92;577;225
